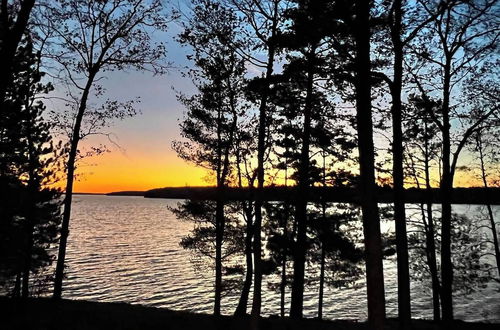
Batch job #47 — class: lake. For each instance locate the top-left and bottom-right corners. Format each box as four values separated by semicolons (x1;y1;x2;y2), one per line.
63;195;500;321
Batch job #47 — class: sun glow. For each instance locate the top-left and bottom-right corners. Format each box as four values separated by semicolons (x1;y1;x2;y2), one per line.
61;129;486;194
70;149;210;194
67;151;482;194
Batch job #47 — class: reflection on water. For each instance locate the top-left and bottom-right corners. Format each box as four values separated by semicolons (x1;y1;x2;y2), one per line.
64;195;500;321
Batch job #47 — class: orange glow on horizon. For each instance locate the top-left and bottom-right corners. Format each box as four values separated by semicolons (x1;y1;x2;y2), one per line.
63;142;485;194
70;150;212;194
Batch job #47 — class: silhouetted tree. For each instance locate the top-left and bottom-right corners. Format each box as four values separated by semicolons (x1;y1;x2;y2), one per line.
272;0;338;318
473;128;500;279
370;1;447;324
38;0;170;299
408;0;499;320
264;200;295;317
263;60;303;317
352;1;386;328
404;95;442;320
307;129;358;319
464;59;500;279
229;0;284;316
173;0;246;315
233;122;256;316
0;36;62;298
171;199;245;300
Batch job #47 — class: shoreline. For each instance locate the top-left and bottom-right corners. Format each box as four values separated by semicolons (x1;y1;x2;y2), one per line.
3;297;499;329
104;186;500;205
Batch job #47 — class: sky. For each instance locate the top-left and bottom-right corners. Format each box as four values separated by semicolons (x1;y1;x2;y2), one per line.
51;8;482;194
52;22;214;193
68;65;478;193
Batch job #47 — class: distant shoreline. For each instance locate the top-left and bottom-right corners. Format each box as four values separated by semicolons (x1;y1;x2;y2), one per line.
99;186;500;205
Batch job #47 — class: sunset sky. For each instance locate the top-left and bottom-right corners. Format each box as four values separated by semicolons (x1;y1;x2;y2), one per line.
53;21;479;194
71;64;213;193
46;23;214;194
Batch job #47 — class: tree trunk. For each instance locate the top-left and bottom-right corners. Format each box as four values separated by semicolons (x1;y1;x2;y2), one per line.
419;202;441;321
290;200;307;319
290;46;315;319
280;239;286;318
318;242;326;320
423;124;441;321
354;1;386;329
390;0;411;327
214;73;238;316
54;72;96;299
251;17;278;317
214;197;225;315
252;201;263;316
476;134;500;278
486;205;500;277
318;159;327;321
234;136;253;316
280;165;290;318
424;203;441;321
235;202;253;316
280;201;289;318
440;60;453;322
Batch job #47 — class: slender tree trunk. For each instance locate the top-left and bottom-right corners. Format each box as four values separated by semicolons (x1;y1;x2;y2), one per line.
235;203;253;315
318;157;327;320
419;202;441;322
280;238;286;317
214;196;225;315
423;203;441;321
252;202;263;315
53;114;79;299
390;1;411;326
54;72;96;299
290;46;315;319
440;60;453;322
423;123;441;321
251;12;278;315
280;164;290;318
234;137;253;316
485;205;500;277
290;190;307;319
354;1;386;329
214;79;238;316
476;134;500;277
280;201;289;318
318;242;326;320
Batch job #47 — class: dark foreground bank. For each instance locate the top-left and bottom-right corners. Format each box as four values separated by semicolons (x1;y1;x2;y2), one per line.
1;298;499;330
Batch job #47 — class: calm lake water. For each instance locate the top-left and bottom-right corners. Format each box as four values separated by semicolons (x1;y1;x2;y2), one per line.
64;195;500;322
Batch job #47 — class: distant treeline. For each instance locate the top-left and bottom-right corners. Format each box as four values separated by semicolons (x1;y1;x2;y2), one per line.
139;186;500;205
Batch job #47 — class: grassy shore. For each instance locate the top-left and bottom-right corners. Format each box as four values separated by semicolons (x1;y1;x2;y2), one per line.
2;297;499;330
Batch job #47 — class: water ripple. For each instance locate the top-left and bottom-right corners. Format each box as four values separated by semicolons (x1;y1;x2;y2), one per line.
62;195;500;322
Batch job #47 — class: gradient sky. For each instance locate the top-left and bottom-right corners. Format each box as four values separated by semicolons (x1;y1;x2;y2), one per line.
58;17;480;193
55;23;215;193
